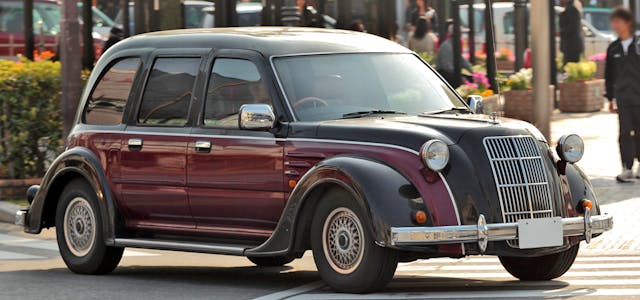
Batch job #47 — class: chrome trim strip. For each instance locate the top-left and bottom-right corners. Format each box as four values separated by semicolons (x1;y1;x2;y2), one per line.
114;238;247;255
390;214;613;251
286;138;419;155
437;172;465;255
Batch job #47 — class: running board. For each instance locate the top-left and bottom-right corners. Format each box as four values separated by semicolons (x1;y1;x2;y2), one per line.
114;238;248;256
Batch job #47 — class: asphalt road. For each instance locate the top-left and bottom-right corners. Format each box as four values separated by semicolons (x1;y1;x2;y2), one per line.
0;221;639;300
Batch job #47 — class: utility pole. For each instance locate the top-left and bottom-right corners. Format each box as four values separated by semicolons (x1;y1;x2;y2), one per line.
60;0;82;142
82;0;94;69
120;0;130;37
514;0;527;70
24;0;34;60
451;0;462;88
531;0;551;139
484;0;497;92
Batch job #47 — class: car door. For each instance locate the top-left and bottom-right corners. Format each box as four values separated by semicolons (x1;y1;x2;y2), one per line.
188;50;285;239
119;54;204;231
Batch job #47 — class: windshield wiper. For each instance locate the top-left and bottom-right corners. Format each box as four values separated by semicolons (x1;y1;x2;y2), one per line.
341;110;406;119
420;107;470;116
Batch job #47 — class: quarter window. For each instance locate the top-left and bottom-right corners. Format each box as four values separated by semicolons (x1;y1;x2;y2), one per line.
84;57;140;125
137;57;200;126
204;58;271;128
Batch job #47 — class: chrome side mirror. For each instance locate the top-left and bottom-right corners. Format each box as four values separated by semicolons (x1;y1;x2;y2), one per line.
239;104;276;130
466;95;484;114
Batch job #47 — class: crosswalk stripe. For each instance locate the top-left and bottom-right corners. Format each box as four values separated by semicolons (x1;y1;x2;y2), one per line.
388;279;640;287
398;262;640;271
0;233;157;257
288;289;640;299
0;250;44;260
395;269;640;278
404;255;640;264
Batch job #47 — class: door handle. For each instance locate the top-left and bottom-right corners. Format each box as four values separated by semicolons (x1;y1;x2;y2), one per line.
195;140;211;153
128;138;143;151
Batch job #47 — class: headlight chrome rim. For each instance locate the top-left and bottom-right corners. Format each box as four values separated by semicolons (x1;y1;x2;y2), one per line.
420;139;450;171
557;134;584;163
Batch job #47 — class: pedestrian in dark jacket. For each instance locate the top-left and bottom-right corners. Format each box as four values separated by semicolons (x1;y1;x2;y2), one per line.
103;26;125;53
605;7;640;182
559;0;584;64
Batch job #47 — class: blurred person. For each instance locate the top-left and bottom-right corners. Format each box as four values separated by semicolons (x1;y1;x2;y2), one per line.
605;7;640;182
349;20;365;32
389;23;406;46
559;0;584;64
408;17;437;54
103;26;125;52
297;0;324;27
436;24;472;87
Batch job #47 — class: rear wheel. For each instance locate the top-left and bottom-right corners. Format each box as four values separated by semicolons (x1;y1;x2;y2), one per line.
55;179;124;274
310;189;398;293
499;244;579;280
247;256;295;267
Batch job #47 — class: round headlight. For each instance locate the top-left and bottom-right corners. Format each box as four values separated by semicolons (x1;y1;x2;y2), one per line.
557;134;584;163
420;140;449;171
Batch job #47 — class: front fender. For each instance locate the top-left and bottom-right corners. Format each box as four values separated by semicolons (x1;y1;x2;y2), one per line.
25;147;120;244
564;163;600;215
246;156;425;257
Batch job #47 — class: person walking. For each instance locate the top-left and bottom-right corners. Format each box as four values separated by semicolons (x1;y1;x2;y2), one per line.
559;0;584;64
408;18;437;55
605;7;640;182
436;25;472;88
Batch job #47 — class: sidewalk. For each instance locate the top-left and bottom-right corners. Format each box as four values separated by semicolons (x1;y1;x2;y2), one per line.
552;110;640;255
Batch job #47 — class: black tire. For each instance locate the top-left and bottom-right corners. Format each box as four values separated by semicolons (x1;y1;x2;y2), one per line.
499;244;579;281
55;178;124;274
247;256;295;267
310;188;398;293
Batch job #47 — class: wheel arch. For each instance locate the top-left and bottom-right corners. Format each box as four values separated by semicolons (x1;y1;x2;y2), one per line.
25;147;121;245
245;155;424;257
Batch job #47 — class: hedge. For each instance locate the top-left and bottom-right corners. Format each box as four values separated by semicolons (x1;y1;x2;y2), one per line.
0;59;63;179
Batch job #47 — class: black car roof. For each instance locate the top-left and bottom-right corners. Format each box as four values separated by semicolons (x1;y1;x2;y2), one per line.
103;27;411;59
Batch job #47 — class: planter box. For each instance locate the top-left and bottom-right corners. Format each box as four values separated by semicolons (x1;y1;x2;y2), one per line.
558;79;605;113
482;94;502;115
593;60;605;79
496;60;515;72
503;86;555;123
0;178;41;200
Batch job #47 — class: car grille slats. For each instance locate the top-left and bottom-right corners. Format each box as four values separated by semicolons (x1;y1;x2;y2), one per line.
483;136;554;225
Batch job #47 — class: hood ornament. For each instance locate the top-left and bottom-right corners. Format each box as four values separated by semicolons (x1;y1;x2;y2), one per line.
489;112;500;125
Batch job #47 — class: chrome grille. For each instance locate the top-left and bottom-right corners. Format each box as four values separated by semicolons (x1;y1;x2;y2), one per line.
483;136;554;225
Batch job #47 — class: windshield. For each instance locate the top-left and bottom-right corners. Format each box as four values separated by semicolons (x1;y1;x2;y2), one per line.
273;53;466;122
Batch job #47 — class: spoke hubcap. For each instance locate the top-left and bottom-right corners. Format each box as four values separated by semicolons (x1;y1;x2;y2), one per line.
63;197;96;257
322;207;365;274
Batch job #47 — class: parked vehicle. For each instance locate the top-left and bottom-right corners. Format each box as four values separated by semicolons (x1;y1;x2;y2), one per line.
16;28;612;293
115;0;215;33
582;7;614;40
460;3;613;59
0;0;116;58
199;2;337;28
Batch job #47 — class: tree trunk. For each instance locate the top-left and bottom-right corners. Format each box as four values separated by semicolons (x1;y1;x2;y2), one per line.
24;0;34;60
61;0;82;143
82;0;95;69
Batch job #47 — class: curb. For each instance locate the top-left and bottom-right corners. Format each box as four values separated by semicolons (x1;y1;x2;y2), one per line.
0;201;22;224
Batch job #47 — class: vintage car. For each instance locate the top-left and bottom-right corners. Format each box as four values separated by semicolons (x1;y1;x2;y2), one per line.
16;27;612;293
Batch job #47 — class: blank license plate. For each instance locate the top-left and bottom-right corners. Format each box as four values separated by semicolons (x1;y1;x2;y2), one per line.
517;217;563;249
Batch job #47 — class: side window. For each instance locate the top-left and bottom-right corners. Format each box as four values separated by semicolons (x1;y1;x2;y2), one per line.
204;58;272;128
85;57;140;125
137;57;200;126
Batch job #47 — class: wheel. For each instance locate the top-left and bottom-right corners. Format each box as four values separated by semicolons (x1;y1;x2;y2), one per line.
499;244;579;281
310;188;398;293
55;178;124;274
247;256;295;267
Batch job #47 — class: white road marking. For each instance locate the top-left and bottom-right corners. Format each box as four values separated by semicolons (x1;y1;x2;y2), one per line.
287;289;640;299
398;262;640;271
0;250;44;260
401;255;640;264
251;281;326;300
395;269;640;278
0;233;157;257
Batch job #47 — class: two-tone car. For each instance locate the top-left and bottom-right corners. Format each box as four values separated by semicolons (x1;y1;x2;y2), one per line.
16;27;613;293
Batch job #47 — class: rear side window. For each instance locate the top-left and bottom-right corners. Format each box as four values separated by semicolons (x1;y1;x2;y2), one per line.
85;57;140;125
137;57;201;126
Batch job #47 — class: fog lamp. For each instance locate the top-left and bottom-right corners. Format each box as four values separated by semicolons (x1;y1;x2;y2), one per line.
420;140;449;172
556;134;584;163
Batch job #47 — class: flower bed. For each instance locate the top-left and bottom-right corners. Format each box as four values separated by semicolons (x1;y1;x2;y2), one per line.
503;87;555;123
0;178;41;200
558;61;604;112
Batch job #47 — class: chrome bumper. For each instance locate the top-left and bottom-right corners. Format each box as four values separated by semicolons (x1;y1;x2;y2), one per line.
390;208;613;253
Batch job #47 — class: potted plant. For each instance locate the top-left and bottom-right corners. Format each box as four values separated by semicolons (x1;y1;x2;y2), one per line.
456;71;500;114
502;68;554;123
495;48;515;72
588;52;606;79
559;61;605;113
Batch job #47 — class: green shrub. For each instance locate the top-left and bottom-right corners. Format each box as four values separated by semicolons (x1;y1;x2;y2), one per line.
0;59;63;179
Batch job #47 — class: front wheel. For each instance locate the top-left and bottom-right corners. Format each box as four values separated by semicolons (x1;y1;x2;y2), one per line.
55;179;124;274
499;244;579;280
310;189;398;293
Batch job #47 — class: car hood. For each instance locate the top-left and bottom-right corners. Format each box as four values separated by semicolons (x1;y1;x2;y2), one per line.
292;114;546;152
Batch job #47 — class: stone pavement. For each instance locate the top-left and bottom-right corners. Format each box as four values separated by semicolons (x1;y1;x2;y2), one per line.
551;110;640;255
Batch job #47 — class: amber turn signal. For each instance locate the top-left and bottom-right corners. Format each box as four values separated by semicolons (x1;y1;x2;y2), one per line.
415;210;428;224
288;180;297;188
576;199;593;214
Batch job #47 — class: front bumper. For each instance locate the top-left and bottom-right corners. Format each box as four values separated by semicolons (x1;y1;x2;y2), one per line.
390;208;613;253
